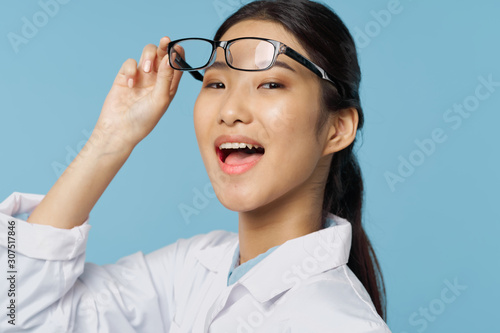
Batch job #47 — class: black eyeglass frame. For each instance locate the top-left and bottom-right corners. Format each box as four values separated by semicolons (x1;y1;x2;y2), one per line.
167;37;343;96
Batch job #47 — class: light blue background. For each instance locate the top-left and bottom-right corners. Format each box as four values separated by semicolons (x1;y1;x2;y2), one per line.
1;0;498;331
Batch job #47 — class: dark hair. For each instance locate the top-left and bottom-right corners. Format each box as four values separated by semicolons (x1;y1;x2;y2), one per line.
214;0;386;320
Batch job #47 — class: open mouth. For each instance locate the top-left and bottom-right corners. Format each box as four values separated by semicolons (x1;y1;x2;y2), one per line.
217;143;265;165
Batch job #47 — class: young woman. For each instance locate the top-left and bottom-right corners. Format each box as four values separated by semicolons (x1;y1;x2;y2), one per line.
0;0;390;331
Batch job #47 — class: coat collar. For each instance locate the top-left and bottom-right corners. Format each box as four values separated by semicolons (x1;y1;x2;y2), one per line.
194;231;238;273
194;214;352;303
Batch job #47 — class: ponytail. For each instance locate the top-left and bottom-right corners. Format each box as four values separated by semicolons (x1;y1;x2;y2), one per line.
322;144;387;320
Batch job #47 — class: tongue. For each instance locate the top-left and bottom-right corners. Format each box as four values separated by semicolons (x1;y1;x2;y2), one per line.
225;151;263;165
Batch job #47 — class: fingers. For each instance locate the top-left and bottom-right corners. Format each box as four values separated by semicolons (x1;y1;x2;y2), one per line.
115;36;180;94
115;58;138;88
152;36;183;107
138;44;158;74
137;36;172;73
170;63;184;99
152;53;183;108
170;56;184;95
156;36;170;71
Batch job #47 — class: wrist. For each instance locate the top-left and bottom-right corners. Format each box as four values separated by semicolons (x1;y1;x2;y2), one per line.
86;124;137;157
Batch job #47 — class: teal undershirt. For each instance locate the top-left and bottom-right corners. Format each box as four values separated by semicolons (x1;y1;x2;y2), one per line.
227;217;336;286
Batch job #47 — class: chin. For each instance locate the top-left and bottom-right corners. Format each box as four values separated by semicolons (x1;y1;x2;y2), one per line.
215;189;263;213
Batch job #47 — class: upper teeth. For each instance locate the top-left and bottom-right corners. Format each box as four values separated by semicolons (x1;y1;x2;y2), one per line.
219;142;262;150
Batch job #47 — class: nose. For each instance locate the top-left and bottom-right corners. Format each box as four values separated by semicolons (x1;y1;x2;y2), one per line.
217;85;253;126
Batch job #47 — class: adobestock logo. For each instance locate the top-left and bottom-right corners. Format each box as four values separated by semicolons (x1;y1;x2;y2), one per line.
51;127;105;179
400;277;467;333
384;74;499;192
352;0;404;50
177;171;232;226
71;266;138;331
51;128;92;178
7;0;72;54
177;181;217;225
236;231;341;332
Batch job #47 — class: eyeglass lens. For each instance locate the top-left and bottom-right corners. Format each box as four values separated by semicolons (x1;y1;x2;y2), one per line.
227;39;275;70
170;39;276;71
170;39;213;70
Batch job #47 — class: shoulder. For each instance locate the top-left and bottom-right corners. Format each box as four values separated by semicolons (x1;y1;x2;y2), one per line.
175;229;238;253
145;229;237;266
280;265;390;332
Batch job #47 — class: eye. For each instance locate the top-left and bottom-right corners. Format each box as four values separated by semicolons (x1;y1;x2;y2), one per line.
204;82;225;89
260;82;283;89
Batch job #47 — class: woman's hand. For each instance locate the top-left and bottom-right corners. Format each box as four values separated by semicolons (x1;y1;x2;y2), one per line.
97;36;183;151
27;37;183;229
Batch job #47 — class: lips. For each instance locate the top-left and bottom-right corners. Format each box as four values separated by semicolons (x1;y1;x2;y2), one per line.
214;135;265;175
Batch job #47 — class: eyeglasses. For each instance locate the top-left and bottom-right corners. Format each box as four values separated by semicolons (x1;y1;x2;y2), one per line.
167;37;343;95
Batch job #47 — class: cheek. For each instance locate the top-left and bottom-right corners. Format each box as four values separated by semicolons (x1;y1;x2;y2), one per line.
193;97;212;162
250;99;302;145
265;99;322;168
265;98;319;144
193;97;203;135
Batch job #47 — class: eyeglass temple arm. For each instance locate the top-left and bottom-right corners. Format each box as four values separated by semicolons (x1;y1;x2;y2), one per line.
283;48;343;95
174;56;204;81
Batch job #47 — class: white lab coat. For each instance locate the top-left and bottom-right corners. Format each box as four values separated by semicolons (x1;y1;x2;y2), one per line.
0;192;391;333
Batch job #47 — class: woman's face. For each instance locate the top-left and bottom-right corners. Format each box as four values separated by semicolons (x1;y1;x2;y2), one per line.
193;19;332;213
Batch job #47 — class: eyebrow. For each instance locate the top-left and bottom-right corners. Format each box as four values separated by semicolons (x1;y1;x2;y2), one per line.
204;60;296;73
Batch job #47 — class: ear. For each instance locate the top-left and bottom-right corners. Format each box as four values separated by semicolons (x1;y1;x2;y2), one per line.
321;107;359;156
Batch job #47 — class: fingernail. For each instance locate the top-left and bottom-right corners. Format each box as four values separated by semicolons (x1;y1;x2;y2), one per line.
144;60;151;73
128;78;133;88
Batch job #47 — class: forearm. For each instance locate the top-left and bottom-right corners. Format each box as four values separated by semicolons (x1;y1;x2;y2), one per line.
27;129;133;229
26;36;180;229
